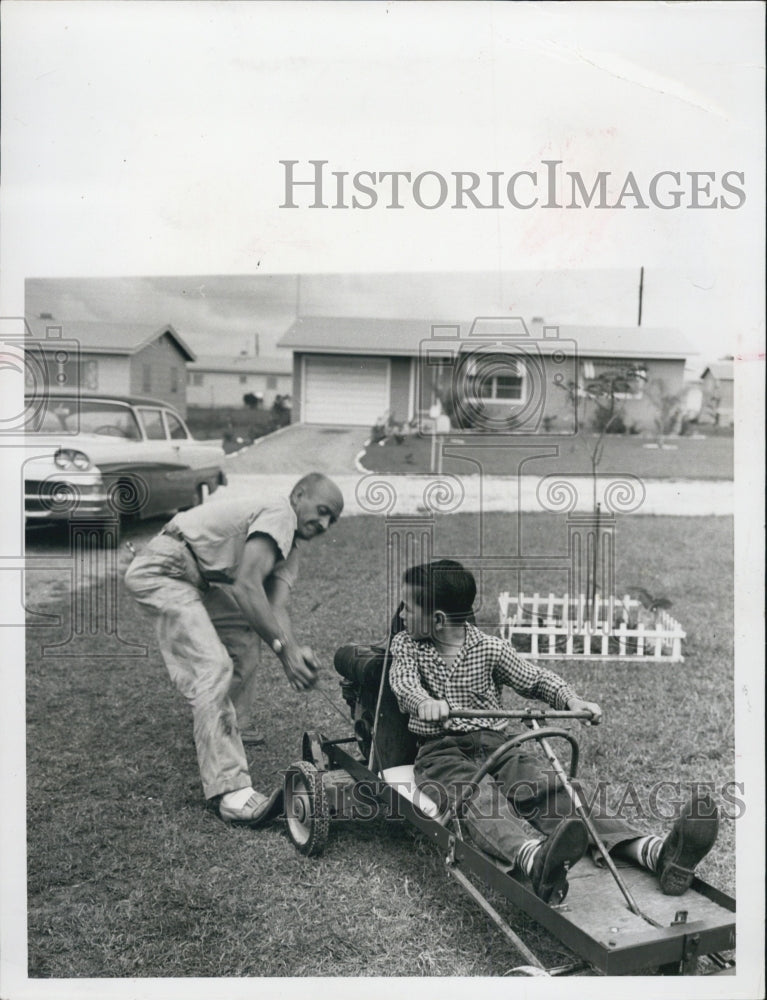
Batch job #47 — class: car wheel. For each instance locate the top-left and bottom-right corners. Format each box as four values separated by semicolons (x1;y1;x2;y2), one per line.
107;477;149;523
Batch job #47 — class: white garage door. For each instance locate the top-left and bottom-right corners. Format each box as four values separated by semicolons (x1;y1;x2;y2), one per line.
303;355;390;425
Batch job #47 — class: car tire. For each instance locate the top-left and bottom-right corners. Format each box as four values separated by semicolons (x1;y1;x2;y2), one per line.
107;477;148;523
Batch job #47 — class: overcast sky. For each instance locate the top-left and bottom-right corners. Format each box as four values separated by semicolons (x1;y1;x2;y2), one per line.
26;268;735;373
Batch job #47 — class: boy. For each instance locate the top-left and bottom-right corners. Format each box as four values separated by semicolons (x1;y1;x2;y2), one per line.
389;559;719;903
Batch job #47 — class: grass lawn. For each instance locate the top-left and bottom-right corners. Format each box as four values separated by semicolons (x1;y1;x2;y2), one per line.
25;512;735;978
361;431;734;479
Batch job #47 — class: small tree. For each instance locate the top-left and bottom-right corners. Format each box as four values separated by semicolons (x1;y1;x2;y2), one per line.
562;364;646;510
559;364;647;621
644;378;683;447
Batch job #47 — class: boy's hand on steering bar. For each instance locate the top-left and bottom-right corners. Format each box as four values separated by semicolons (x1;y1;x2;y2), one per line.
567;697;603;726
417;698;450;722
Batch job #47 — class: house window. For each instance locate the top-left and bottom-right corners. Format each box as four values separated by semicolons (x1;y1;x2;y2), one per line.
142;365;152;393
190;372;204;387
239;375;247;385
477;371;524;401
582;359;647;399
465;354;526;403
266;375;277;390
170;367;179;393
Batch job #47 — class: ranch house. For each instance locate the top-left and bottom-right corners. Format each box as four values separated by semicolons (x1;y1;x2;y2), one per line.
278;316;690;433
25;317;195;417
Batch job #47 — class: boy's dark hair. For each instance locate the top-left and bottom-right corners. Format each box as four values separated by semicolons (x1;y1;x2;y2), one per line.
403;559;477;624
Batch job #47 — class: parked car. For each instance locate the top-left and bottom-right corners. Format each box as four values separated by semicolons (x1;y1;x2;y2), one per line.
24;391;227;541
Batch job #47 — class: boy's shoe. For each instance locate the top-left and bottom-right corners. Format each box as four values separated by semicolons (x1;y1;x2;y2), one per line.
657;789;719;895
530;819;589;904
219;788;282;826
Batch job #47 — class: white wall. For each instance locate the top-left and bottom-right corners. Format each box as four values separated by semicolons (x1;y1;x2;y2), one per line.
187;370;292;409
80;353;130;395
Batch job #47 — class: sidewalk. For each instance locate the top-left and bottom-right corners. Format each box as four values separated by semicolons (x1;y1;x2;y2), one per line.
215;472;733;517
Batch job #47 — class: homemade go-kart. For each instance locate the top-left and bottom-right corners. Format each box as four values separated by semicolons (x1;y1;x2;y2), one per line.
281;634;736;977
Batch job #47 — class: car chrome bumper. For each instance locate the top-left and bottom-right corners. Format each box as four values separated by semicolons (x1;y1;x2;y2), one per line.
25;475;110;521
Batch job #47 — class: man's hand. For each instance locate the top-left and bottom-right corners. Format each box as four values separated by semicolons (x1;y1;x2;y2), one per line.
280;643;319;692
417;698;450;722
299;646;321;672
567;697;602;726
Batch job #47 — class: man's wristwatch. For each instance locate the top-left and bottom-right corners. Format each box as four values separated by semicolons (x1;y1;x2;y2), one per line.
271;637;285;656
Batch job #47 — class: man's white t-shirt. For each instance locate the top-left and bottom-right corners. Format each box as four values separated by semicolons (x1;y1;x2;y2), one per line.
166;496;299;588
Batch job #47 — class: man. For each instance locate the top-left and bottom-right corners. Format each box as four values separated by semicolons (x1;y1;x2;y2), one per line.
125;472;344;824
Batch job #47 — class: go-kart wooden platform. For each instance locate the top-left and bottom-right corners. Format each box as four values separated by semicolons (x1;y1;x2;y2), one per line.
549;856;735;974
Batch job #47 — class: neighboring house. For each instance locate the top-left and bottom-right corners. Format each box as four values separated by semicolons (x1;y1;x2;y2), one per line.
278;316;691;432
700;360;734;426
25;317;195;416
186;354;293;409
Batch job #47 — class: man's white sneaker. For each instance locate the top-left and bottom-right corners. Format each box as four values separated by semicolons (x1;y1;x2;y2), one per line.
219;790;274;825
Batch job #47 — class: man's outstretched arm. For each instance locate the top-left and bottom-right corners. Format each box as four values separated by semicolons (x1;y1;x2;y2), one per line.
230;535;316;691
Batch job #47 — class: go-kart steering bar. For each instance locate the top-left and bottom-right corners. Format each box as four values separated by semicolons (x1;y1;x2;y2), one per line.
447;709;594;721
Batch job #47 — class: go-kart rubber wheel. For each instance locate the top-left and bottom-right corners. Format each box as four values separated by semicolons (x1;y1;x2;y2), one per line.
284;760;330;857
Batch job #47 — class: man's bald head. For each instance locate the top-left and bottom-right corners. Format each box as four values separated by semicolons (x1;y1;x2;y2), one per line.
290;474;344;540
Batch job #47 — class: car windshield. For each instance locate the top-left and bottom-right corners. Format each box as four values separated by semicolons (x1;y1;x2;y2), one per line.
25;400;142;440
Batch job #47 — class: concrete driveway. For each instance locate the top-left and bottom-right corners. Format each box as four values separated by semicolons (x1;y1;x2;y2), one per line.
223;424;369;475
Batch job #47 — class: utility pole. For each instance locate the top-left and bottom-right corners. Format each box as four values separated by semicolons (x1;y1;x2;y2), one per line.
638;266;644;326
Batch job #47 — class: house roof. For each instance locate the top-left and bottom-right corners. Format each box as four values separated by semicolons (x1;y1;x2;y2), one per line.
25;319;196;362
278;316;691;361
188;354;293;375
701;360;734;381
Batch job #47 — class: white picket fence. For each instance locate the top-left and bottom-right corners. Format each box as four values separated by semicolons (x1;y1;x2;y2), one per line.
498;591;685;663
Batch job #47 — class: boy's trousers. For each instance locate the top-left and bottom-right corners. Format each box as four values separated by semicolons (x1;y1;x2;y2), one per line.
413;729;643;867
124;533;262;799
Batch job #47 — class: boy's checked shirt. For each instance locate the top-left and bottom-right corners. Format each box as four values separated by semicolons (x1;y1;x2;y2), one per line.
389;624;578;737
